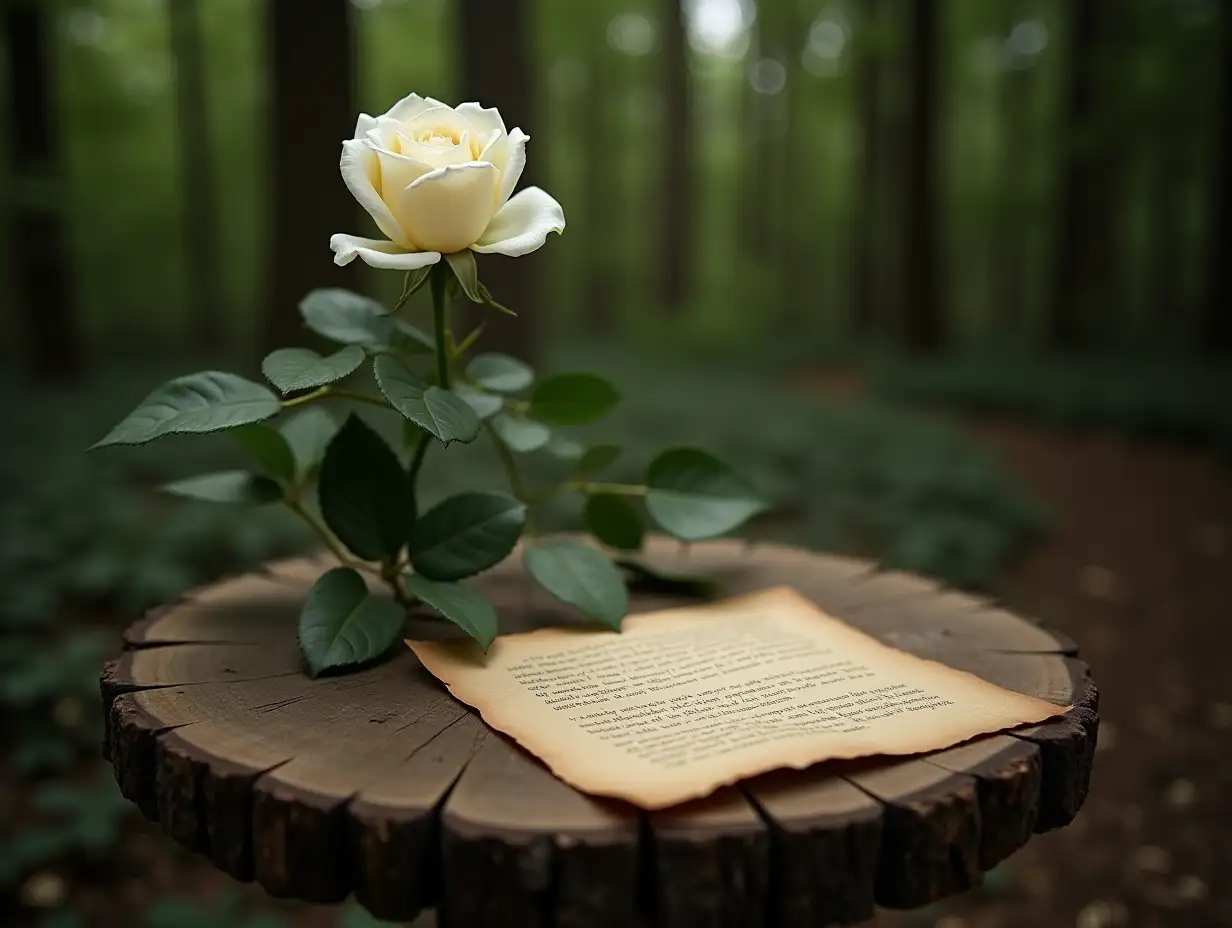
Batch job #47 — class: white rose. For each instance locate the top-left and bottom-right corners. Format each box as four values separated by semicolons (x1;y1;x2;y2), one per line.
329;93;565;270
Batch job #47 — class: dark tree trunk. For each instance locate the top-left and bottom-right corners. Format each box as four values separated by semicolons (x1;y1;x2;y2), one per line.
995;3;1030;339
1049;0;1108;351
169;0;225;353
852;0;883;338
738;18;776;260
659;0;691;313
4;2;84;383
1204;6;1232;353
459;0;537;362
264;0;355;354
584;16;616;334
902;0;943;352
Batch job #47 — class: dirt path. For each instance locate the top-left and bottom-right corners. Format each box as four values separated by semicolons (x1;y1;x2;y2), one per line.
869;423;1232;928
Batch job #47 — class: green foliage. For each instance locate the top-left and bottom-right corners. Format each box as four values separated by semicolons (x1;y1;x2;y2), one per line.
337;902;401;927
318;415;409;562
278;407;340;480
233;424;297;482
526;344;1048;590
530;373;621;425
297;568;406;677
92;372;280;448
874;354;1232;458
403;574;499;651
572;445;622;477
467;353;535;393
645;448;767;542
584;494;645;551
374;355;481;444
143;892;285;928
490;413;551;452
454;383;504;419
409;492;527;581
162;471;282;505
299;288;432;351
262;345;366;394
444;250;482;301
524;540;629;629
0;772;131;890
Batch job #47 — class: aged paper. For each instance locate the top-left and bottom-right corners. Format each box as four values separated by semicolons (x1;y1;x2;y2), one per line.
408;587;1066;809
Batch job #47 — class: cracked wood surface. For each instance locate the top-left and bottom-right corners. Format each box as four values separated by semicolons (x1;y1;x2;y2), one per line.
101;538;1098;926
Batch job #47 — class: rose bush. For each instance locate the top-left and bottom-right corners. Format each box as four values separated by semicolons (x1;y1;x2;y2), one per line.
330;93;565;269
94;93;763;679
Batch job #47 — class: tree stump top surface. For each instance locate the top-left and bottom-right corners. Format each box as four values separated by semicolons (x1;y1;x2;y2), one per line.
101;538;1099;927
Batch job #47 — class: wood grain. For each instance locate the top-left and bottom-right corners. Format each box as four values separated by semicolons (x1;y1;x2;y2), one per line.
102;539;1098;925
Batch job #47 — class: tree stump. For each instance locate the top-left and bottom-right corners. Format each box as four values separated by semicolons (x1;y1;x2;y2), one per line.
101;538;1098;927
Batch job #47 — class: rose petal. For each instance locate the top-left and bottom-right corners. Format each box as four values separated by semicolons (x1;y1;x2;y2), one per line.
355;113;378;138
402;105;472;144
340;140;406;245
491;127;528;208
383;92;442;124
367;115;404;150
472;186;565;257
456;102;507;157
330;234;442;270
395;130;474;171
395;162;501;254
373;146;435;200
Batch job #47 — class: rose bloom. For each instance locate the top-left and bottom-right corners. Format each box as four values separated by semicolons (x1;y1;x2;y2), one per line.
330;94;565;270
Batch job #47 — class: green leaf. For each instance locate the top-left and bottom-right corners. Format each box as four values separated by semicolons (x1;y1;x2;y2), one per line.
162;471;282;505
262;345;365;394
523;540;628;629
478;280;516;316
298;567;405;676
584;494;645;551
444;250;482;302
454;383;503;420
410;491;526;581
467;353;534;393
299;288;433;351
645;448;766;541
402;575;499;650
391;266;433;310
490;413;550;452
374;355;481;444
614;558;720;599
278;407;339;479
92;372;280;448
545;435;585;461
572;444;622;477
232;423;296;481
318;415;409;561
530;373;620;426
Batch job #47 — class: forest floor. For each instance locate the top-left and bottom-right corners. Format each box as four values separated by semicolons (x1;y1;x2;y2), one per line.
868;420;1232;928
8;411;1232;928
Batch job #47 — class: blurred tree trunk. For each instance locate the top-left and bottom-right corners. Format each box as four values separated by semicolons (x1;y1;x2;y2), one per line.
4;1;84;383
459;0;537;362
995;3;1030;339
169;0;225;353
264;0;355;354
1204;5;1232;353
778;0;814;326
659;0;691;314
852;0;883;338
902;0;943;352
1049;0;1109;351
584;15;616;334
738;13;775;260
